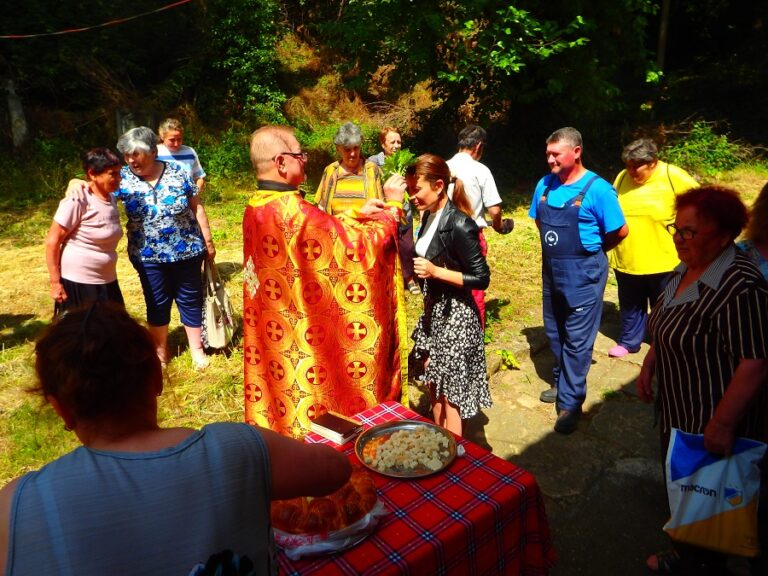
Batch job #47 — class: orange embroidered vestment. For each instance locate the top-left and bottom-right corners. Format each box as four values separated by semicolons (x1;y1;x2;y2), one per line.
243;188;403;437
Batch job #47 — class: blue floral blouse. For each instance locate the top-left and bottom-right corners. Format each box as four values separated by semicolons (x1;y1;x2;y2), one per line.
115;162;205;263
736;239;768;280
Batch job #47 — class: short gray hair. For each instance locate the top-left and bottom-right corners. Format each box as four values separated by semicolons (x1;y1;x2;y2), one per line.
117;126;158;155
621;138;658;164
333;121;362;147
546;127;582;149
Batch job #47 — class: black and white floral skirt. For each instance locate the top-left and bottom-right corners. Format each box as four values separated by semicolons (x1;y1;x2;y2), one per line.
410;290;491;419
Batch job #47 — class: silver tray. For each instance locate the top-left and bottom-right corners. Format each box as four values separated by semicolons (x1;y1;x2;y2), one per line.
354;420;457;478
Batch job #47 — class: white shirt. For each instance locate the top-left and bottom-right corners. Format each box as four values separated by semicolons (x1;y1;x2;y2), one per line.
446;152;502;228
416;208;445;257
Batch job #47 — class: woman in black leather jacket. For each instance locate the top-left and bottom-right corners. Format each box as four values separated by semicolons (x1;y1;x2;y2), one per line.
407;153;491;436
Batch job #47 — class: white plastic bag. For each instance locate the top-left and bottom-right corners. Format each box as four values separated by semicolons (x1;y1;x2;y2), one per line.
664;428;766;557
274;500;387;560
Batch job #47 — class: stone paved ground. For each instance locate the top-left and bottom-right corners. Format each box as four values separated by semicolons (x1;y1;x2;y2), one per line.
464;325;671;575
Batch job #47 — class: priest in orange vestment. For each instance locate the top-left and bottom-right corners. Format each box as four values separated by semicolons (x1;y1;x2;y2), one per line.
243;125;407;438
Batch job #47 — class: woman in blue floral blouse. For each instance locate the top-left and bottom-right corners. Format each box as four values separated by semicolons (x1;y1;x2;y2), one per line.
115;126;215;369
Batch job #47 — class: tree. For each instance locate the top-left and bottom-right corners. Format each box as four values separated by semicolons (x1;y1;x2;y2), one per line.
196;0;285;123
282;0;661;125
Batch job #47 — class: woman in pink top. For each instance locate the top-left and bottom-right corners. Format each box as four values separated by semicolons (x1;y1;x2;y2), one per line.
45;148;124;315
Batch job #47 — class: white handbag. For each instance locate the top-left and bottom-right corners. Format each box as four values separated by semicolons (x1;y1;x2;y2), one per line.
201;259;235;349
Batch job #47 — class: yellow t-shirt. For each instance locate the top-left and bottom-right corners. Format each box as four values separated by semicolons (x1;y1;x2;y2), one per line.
608;161;698;274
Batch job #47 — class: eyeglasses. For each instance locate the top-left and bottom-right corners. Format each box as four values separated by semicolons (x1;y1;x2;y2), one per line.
666;223;697;240
272;151;307;162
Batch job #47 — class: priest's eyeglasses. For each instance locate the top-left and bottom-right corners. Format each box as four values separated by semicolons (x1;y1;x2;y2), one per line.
272;151;308;162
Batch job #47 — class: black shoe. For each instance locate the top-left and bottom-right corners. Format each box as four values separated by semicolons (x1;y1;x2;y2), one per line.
539;386;557;403
554;410;580;434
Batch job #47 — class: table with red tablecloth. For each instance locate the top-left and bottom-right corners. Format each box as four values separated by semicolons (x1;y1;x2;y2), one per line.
277;401;556;575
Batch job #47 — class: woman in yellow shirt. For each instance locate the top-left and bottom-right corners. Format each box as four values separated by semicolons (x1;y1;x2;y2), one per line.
607;138;698;357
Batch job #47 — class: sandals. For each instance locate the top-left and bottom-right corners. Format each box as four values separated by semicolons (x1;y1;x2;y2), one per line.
646;549;680;574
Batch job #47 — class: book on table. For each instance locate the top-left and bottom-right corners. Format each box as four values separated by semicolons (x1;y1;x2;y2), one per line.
310;411;364;445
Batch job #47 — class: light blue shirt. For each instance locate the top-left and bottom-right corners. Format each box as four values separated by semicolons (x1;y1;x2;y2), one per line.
156;144;206;180
7;423;276;576
528;170;625;252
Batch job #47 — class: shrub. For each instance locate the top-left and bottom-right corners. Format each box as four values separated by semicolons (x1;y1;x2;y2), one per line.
661;121;749;177
194;128;252;184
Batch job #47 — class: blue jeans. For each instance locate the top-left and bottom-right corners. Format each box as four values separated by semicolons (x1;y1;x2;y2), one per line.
614;270;670;351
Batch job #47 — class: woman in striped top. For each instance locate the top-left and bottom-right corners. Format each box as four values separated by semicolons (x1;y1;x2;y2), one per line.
316;122;383;215
638;185;768;575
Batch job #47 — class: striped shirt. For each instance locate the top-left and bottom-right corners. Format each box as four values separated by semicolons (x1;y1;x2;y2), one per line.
648;245;768;440
315;161;383;215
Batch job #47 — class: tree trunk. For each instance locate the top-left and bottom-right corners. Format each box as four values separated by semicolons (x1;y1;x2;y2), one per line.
657;0;671;71
4;78;29;149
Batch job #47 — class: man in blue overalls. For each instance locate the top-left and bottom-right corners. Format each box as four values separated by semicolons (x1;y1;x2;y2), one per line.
529;127;628;434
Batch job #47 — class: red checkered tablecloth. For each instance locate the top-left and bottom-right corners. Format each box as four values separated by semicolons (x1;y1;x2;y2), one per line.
278;401;556;575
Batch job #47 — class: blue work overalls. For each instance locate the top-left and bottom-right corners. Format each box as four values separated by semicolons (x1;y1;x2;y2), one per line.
538;175;607;413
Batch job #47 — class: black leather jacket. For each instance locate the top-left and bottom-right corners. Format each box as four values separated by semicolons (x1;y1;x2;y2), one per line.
416;201;490;297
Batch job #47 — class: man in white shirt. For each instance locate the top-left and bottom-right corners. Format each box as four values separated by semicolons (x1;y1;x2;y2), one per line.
447;125;513;327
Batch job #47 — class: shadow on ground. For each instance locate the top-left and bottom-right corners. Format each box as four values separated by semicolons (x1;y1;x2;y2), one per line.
458;314;670;575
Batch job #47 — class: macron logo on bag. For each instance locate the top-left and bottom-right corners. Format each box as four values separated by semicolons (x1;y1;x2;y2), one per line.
679;484;717;497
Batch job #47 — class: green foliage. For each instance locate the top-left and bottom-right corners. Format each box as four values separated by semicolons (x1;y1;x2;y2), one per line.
661;122;748;177
201;0;286;122
483;323;494;345
437;7;588;115
290;0;661;125
381;149;417;179
194;128;253;183
496;349;520;370
295;121;381;164
0;137;80;223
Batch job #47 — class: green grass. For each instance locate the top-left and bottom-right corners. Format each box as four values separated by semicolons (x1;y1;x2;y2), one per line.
3;402;79;477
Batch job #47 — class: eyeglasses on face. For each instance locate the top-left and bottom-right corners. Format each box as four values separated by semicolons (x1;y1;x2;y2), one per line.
272;151;307;162
665;223;697;240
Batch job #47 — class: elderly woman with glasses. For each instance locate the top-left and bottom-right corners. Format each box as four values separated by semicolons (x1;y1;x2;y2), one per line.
316;121;384;215
637;185;768;575
607;138;699;358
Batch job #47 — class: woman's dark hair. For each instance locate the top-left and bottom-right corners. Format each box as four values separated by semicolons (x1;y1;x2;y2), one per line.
33;302;162;422
457;125;486;150
82;147;121;176
407;153;473;218
676;185;748;242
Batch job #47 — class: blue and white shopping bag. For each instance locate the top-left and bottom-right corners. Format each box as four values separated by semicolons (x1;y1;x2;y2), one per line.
664;428;766;556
